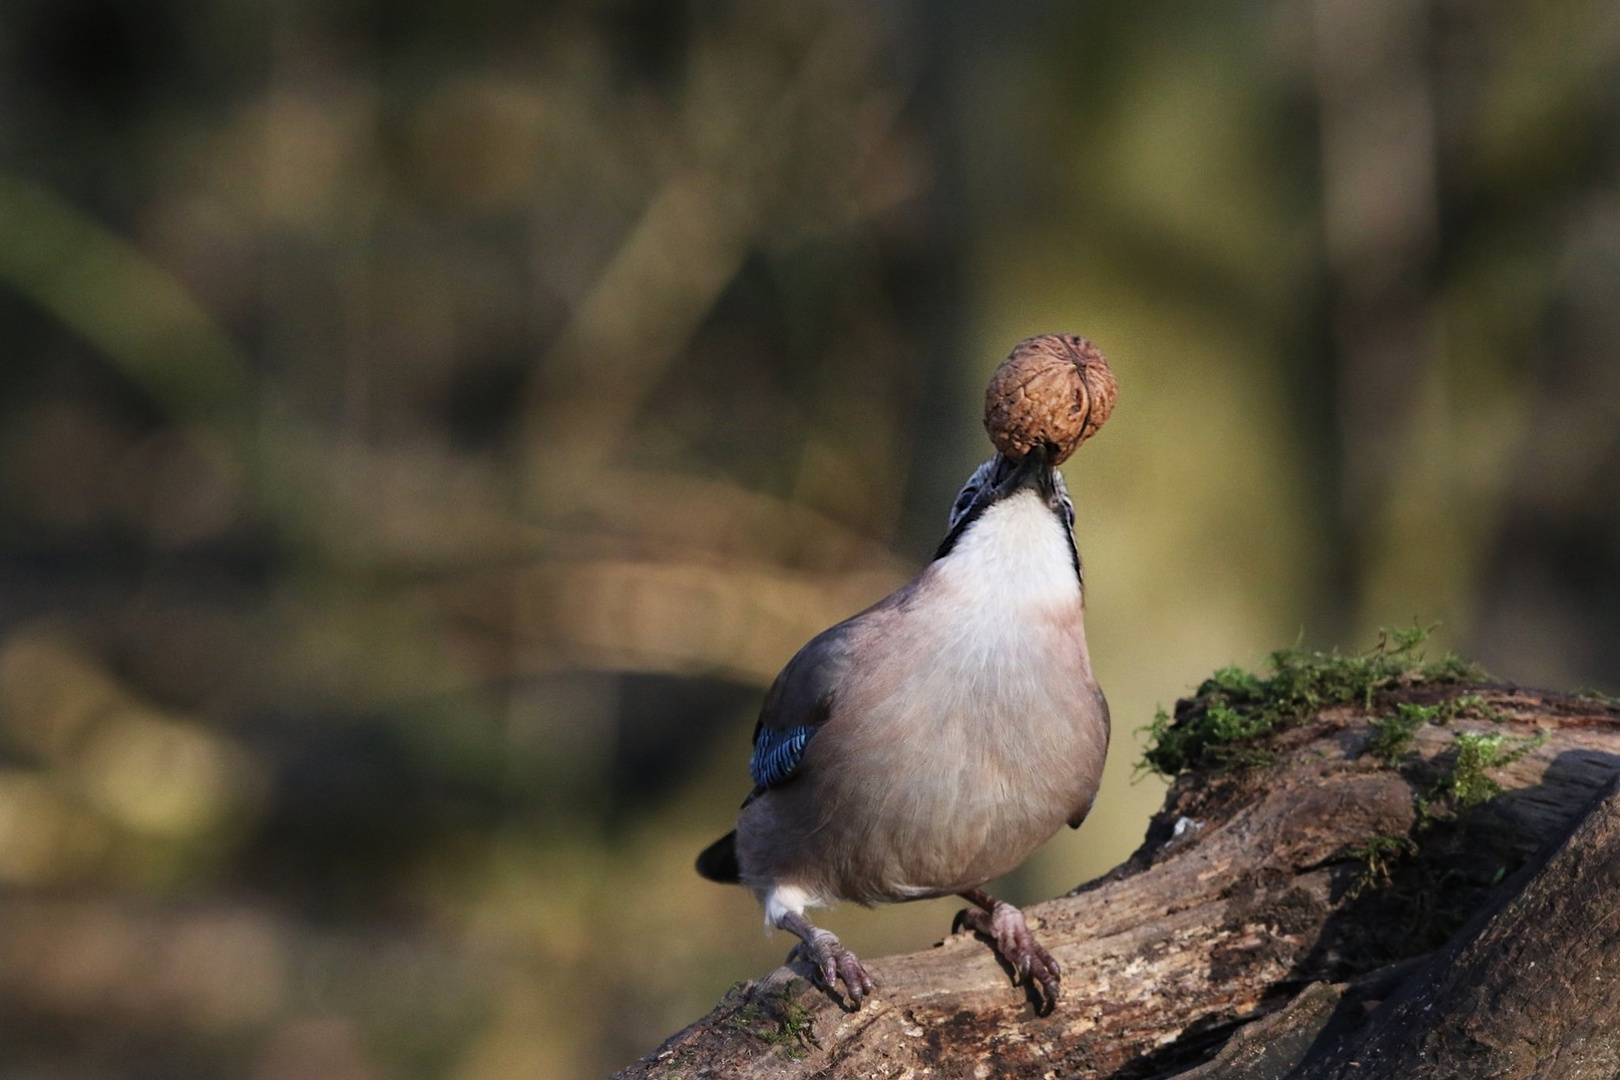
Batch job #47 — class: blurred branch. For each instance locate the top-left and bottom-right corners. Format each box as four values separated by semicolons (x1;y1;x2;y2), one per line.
0;173;354;560
439;558;901;685
0;175;257;447
520;11;903;503
577;470;911;576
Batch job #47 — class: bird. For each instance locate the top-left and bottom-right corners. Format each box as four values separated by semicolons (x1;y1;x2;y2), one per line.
696;443;1110;1012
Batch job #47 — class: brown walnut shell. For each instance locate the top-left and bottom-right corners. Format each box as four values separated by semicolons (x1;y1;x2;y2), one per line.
983;334;1117;465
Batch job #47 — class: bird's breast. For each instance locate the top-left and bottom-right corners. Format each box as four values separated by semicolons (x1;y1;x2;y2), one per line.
816;591;1106;900
741;491;1111;903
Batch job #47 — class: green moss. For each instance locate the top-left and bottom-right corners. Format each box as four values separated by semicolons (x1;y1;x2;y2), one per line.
772;989;815;1050
1365;695;1506;765
1367;703;1437;763
1442;694;1496;722
1142;627;1485;777
1348;832;1419;897
1345;722;1549;905
1433;730;1548;809
658;1047;699;1079
724;980;816;1059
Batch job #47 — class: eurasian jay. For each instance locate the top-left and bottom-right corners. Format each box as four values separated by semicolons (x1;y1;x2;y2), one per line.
697;444;1110;1012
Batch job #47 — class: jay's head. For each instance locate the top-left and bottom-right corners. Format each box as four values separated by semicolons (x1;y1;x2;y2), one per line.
944;444;1076;542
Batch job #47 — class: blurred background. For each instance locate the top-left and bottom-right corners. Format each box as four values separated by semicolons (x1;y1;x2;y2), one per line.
0;0;1617;1076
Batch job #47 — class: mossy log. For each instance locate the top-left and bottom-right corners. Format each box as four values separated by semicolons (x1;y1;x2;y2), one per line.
615;682;1620;1079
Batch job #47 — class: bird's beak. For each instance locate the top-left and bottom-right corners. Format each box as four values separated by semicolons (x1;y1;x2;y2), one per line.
992;444;1057;500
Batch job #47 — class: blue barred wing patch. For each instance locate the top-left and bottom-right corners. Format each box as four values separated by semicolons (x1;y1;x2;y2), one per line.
750;725;816;789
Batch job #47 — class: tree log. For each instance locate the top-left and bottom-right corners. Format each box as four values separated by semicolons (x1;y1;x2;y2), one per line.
616;685;1620;1079
1289;772;1620;1078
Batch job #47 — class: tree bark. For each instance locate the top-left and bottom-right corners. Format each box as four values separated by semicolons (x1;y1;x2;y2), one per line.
1288;772;1620;1078
615;685;1620;1079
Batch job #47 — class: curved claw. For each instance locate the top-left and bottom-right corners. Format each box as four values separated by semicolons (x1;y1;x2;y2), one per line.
955;901;1062;1014
789;932;876;1009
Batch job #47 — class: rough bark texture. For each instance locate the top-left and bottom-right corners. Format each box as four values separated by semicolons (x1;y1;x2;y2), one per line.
1291;773;1620;1078
617;685;1620;1080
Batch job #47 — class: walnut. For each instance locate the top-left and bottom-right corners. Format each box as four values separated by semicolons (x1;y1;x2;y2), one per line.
983;334;1117;465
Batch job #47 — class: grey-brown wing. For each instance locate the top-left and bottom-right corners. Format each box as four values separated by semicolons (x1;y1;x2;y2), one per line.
747;620;858;790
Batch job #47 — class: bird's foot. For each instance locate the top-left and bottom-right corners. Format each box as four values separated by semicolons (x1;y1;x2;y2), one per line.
955;901;1062;1012
787;929;875;1010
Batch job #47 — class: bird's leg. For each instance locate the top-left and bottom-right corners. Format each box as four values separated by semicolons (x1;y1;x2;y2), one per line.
954;888;1062;1012
777;910;875;1009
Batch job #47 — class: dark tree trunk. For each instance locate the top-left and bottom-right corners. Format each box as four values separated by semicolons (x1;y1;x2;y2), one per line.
615;685;1620;1079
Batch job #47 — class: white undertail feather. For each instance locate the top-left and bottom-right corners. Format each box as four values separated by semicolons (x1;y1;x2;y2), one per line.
763;882;826;929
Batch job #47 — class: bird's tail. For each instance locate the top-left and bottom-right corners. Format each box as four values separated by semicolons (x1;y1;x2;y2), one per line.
695;831;740;883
